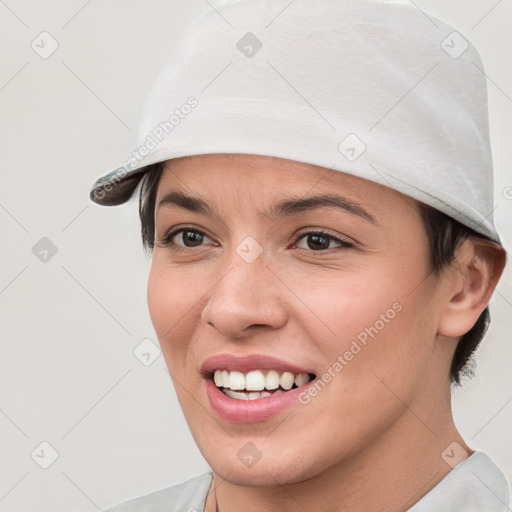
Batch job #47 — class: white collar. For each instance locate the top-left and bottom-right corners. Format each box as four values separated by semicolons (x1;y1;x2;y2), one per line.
408;451;509;511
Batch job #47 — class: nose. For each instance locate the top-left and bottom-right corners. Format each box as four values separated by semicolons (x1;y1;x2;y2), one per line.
200;252;288;340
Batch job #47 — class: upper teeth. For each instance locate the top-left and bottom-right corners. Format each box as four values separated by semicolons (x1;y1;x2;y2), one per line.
213;370;310;391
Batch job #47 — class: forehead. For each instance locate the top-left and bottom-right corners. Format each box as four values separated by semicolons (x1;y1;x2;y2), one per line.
151;153;429;258
156;153;415;211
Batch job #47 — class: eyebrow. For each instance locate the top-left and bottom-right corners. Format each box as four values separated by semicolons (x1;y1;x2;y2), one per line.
157;191;376;224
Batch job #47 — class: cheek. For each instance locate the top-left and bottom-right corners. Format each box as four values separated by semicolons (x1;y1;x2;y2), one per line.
296;260;435;395
280;275;436;462
147;259;198;362
147;262;172;338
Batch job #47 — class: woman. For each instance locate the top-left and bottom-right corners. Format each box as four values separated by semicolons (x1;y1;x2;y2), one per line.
91;1;509;510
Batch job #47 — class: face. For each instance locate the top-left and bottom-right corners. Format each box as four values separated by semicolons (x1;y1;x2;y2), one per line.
147;153;450;486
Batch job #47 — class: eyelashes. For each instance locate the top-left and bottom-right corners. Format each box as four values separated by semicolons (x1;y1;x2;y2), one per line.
157;227;212;250
294;231;353;252
156;226;354;254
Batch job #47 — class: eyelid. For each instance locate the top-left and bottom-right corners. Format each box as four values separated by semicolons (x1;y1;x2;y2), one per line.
295;227;352;243
293;229;354;250
157;225;216;249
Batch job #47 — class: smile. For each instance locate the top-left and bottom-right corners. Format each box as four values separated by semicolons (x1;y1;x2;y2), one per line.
201;354;317;422
213;370;313;400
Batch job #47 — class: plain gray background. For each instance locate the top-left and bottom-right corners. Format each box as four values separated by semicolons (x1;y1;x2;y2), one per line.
1;1;511;510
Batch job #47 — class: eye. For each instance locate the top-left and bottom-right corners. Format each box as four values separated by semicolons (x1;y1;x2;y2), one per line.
294;230;353;252
157;227;215;250
157;227;353;253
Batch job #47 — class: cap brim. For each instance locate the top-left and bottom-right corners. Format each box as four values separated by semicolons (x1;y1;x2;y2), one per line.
89;165;152;206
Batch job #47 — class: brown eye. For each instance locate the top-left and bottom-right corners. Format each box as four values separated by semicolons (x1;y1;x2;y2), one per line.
175;229;205;247
295;231;353;252
158;227;213;250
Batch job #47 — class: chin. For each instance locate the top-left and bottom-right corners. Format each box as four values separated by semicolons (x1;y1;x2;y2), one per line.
199;439;329;488
211;460;312;487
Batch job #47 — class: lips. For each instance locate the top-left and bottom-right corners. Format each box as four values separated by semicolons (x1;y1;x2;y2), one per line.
201;354;316;422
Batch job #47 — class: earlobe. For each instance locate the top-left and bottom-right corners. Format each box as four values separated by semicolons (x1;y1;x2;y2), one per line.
438;238;507;338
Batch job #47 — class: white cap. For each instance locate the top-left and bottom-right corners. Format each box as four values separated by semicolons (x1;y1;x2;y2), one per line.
90;0;500;243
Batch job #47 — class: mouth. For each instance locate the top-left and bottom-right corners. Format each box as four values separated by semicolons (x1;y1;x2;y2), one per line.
211;369;316;400
201;354;317;422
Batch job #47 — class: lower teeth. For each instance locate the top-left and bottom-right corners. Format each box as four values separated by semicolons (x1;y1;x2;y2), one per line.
222;388;286;400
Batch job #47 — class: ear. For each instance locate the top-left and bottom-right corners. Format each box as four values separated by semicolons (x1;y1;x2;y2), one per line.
438;238;507;338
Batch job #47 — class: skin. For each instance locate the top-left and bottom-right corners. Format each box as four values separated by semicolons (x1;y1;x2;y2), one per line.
147;153;505;512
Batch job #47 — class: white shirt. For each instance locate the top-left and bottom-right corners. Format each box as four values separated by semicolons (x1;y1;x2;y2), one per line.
103;451;509;511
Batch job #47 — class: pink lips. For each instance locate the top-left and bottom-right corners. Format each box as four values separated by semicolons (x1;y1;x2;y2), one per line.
201;353;313;423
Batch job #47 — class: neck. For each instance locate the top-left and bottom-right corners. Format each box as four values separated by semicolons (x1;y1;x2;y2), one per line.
205;394;469;512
